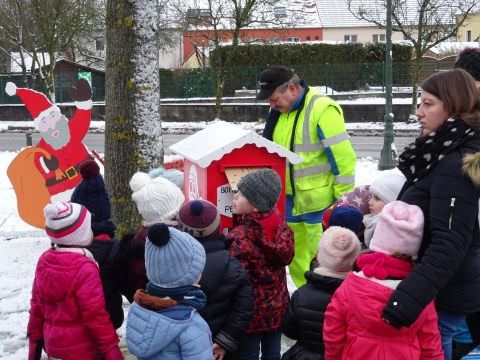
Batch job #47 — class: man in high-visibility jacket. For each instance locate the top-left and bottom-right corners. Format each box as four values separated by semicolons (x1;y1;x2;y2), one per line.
259;66;357;287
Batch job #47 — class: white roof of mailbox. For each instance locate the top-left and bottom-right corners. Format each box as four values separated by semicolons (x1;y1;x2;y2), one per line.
169;121;303;168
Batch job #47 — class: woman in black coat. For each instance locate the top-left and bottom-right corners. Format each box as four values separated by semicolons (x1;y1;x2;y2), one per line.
381;68;480;360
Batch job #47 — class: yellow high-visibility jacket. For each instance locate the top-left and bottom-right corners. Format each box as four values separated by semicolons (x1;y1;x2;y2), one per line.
273;87;356;216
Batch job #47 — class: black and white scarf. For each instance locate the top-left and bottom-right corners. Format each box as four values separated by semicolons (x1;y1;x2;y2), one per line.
398;118;478;183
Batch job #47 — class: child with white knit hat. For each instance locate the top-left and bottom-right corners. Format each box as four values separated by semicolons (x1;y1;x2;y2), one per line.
116;172;185;302
126;223;213;359
27;202;123;360
324;201;443;359
283;226;361;359
129;171;185;226
363;168;406;246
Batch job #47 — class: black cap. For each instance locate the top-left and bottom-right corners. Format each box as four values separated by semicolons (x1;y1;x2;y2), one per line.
256;66;294;100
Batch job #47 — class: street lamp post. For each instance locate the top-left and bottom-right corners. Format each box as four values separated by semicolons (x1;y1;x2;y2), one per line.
378;0;396;170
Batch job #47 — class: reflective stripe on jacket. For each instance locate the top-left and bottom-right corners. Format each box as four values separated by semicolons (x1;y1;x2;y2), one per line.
273;88;356;215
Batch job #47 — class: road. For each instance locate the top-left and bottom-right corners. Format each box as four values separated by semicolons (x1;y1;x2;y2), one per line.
0;133;416;159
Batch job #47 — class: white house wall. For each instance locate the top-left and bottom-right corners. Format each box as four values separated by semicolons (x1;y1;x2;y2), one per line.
159;32;184;69
322;27;404;43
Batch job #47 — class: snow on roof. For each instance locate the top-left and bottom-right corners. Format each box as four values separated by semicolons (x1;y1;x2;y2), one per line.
10;52;51;73
428;41;479;55
321;0;464;28
184;0;323;30
169;120;303;168
316;0;378;28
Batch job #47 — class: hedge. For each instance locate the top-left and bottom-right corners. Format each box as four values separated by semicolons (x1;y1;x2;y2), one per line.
208;43;412;93
209;43;412;68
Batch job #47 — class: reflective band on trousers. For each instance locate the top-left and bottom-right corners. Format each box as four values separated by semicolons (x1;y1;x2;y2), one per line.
335;175;355;184
293;164;332;179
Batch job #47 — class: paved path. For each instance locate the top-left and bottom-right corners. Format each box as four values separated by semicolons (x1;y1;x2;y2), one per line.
0;133;416;160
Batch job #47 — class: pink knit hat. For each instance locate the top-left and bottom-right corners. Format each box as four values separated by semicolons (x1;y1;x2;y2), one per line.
315;226;362;279
369;200;424;257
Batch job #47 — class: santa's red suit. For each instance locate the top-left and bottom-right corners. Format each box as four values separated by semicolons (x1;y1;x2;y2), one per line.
34;108;92;195
5;82;92;196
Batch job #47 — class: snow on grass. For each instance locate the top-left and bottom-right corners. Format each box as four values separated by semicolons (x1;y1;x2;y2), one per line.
0;149;381;359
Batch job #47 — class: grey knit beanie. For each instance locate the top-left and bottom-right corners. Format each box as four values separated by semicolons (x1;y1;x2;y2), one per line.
145;224;206;288
237;169;281;212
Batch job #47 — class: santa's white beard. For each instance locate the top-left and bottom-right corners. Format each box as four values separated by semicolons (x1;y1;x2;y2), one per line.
42;118;71;150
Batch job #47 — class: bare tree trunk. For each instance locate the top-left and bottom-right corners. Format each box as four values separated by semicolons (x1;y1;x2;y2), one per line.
105;0;162;237
215;66;225;118
410;51;422;115
44;60;56;102
131;0;163;170
105;0;140;237
214;49;228;118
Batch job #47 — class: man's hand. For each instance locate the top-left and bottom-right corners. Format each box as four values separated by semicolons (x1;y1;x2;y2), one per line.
213;343;226;360
68;79;92;102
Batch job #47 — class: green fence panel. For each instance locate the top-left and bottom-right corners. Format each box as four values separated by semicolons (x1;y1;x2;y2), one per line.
0;60;447;103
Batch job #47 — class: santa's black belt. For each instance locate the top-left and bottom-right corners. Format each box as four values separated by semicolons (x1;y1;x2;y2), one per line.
45;164;81;187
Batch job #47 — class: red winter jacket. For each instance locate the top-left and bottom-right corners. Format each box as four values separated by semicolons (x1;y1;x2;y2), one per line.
34;108;91;196
323;272;443;360
27;249;122;360
227;210;294;333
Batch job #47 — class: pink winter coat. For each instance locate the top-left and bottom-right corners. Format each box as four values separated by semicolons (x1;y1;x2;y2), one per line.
323;272;443;360
27;249;122;360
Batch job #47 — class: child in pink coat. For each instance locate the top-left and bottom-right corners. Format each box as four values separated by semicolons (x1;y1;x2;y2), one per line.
323;200;443;360
27;202;123;360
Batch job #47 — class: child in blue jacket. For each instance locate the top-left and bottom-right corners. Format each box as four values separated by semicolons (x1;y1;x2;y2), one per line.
126;224;213;360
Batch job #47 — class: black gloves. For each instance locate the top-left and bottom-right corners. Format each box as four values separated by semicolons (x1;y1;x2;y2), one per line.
68;79;92;102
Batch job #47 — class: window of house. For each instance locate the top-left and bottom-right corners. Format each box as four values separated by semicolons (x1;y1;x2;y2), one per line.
287;37;300;42
274;5;287;17
95;39;105;51
467;30;472;42
306;36;311;41
344;34;358;43
373;34;386;43
315;36;319;40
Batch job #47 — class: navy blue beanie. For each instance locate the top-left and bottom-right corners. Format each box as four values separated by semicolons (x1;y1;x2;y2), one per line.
329;205;363;235
71;161;114;236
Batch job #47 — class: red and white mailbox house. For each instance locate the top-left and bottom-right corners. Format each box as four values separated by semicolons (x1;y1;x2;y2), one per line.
169;121;302;233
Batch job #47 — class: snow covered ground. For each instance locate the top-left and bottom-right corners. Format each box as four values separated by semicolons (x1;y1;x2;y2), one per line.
0;150;381;359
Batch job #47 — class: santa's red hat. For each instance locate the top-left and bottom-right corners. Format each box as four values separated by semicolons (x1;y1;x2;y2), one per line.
5;82;60;129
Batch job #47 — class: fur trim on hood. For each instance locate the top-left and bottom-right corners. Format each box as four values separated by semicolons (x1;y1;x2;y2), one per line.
463;153;480;187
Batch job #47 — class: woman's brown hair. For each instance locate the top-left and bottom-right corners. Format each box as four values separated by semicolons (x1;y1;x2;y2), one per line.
421;68;480;129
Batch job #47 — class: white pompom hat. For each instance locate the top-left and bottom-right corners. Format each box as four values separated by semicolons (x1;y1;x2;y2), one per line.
130;172;185;226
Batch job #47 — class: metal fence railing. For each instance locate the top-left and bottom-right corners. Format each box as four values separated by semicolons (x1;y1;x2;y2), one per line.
0;60;453;104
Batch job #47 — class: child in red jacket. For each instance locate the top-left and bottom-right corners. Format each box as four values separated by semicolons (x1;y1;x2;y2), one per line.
27;202;122;360
323;201;443;360
227;168;295;360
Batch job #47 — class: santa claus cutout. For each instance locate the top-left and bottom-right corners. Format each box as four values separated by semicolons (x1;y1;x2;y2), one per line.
6;79;93;228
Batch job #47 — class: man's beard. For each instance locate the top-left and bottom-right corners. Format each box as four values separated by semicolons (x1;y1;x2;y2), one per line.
42;117;71;150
